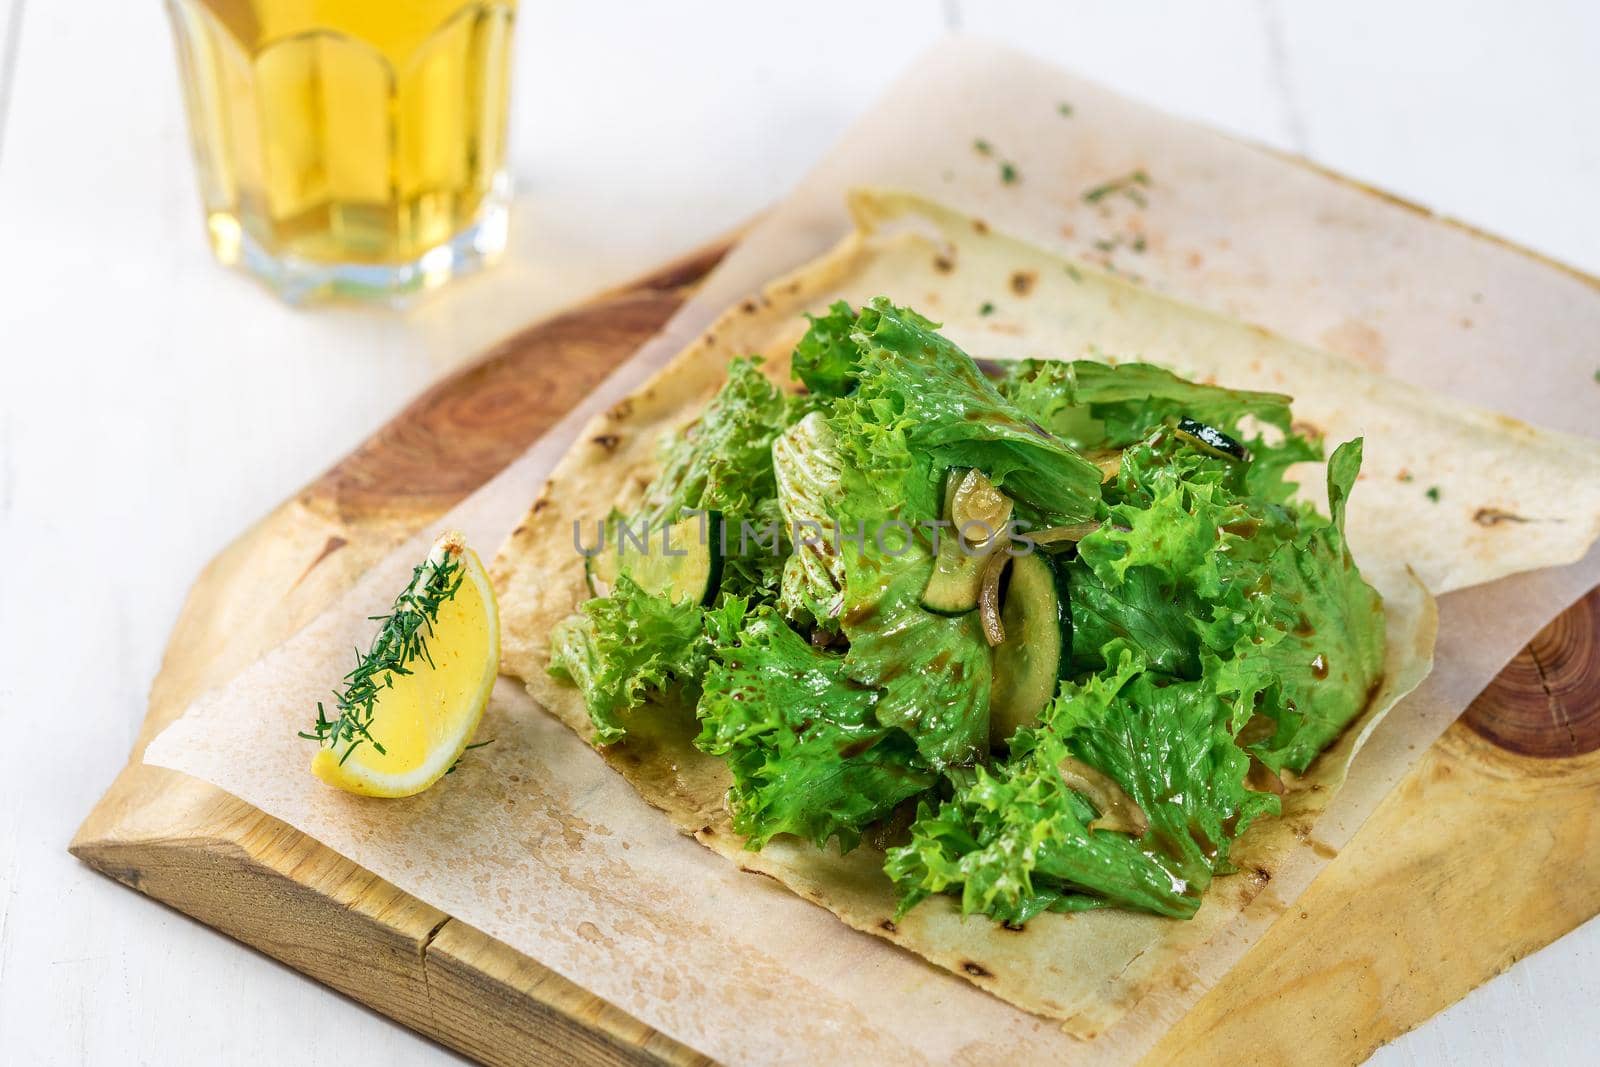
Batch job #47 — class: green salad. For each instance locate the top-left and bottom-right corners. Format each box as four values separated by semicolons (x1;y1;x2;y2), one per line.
548;298;1386;924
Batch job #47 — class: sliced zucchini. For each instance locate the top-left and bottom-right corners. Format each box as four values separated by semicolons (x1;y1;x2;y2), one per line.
922;531;992;615
990;552;1070;746
938;466;966;528
587;512;724;605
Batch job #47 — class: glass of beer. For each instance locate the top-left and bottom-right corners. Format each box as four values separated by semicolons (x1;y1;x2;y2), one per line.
165;0;518;302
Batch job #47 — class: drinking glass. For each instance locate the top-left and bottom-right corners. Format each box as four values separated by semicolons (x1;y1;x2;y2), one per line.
165;0;517;302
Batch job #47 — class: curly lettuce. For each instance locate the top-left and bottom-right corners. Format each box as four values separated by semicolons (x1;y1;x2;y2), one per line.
792;300;1000;768
546;296;1388;925
547;575;717;744
887;645;1279;921
808;300;1104;525
695;609;936;850
838;550;993;768
1077;432;1384;772
888;432;1383;919
995;358;1293;449
996;357;1321;504
638;356;802;600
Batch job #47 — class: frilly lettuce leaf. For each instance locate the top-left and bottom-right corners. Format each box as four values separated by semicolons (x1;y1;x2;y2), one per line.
1077;433;1384;772
997;357;1323;506
802;431;990;770
1231;440;1387;771
886;645;1278;921
547;575;719;744
839;547;993;768
642;356;792;522
639;356;802;600
695;609;935;851
790;302;997;768
994;358;1292;449
792;301;860;397
814;299;1103;525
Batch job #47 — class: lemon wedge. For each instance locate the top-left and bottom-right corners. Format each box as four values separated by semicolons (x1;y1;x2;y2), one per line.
307;529;499;797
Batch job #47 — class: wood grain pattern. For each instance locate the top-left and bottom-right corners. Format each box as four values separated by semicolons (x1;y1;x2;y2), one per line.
72;242;1600;1067
1462;588;1600;758
1152;689;1600;1064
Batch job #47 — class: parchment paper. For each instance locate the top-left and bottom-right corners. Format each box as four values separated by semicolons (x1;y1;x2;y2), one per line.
146;37;1600;1065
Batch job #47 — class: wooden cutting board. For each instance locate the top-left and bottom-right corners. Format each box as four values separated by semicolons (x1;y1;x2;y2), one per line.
71;239;1600;1067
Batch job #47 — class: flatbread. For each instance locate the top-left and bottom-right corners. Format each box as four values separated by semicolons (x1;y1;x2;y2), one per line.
491;190;1600;1034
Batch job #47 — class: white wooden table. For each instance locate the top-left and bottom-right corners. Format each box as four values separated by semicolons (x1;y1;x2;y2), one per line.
2;2;1597;1063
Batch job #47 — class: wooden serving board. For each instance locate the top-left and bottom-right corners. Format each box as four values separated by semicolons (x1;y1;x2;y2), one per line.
72;241;1600;1066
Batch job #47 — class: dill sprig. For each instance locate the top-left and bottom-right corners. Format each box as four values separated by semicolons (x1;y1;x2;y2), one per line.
299;550;465;765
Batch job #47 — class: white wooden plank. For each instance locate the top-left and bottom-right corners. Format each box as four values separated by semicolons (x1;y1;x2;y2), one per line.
1274;0;1600;275
433;0;954;354
0;0;24;169
953;0;1297;147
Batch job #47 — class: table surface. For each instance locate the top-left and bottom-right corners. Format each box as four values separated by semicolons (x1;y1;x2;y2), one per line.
2;2;1598;1064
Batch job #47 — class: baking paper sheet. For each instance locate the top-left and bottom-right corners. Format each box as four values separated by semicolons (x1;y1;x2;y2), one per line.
146;37;1600;1065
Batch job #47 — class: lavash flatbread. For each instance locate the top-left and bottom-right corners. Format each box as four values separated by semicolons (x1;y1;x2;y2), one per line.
491;190;1600;1035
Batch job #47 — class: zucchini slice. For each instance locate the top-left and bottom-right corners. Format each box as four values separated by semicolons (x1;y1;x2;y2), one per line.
586;512;724;605
922;531;992;615
989;552;1070;746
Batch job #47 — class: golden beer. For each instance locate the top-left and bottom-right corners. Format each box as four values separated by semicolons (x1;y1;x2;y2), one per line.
165;0;517;300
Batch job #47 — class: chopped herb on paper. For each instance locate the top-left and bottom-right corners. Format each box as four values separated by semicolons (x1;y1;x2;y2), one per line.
1083;169;1151;208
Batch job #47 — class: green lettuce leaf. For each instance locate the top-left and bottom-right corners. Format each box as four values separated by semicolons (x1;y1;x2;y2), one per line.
1067;563;1202;680
1074;433;1384;772
886;645;1278;921
839;548;993;768
695;609;936;850
637;356;800;600
813;299;1104;525
995;356;1326;506
547;575;715;744
1234;440;1387;771
995;358;1293;449
792;300;860;397
788;302;999;768
642;356;793;522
